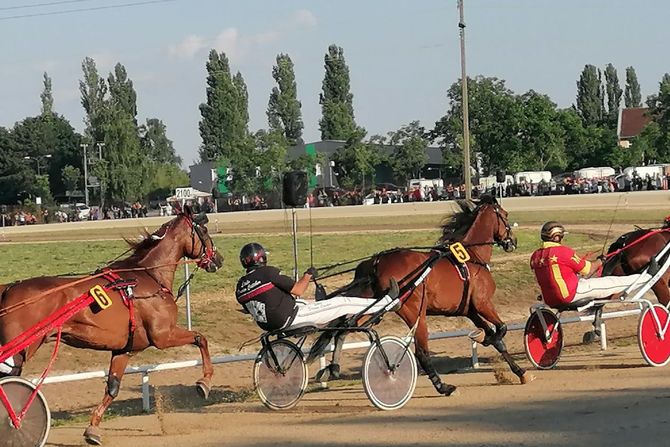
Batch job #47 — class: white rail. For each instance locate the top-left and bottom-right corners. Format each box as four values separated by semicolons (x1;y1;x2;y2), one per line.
31;306;642;412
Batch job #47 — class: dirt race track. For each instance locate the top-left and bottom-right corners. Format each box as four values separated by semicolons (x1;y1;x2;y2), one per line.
6;190;670;446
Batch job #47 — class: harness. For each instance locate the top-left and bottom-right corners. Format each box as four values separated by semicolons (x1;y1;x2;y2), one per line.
100;270;138;353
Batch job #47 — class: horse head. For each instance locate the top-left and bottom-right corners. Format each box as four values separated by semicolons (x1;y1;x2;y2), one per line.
479;195;517;253
171;205;224;272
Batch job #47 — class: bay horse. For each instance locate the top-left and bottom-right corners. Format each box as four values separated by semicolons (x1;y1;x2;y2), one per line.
0;206;223;445
602;217;670;306
319;195;532;395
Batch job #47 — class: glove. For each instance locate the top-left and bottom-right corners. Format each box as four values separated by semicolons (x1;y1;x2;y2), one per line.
304;266;318;278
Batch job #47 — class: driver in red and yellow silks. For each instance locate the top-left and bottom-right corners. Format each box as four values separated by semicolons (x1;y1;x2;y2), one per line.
530;221;656;308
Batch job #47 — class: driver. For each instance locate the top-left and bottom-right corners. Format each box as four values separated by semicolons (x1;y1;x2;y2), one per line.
530;221;658;308
235;243;401;332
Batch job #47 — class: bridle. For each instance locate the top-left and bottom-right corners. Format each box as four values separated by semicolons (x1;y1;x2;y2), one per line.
490;204;516;252
184;214;219;271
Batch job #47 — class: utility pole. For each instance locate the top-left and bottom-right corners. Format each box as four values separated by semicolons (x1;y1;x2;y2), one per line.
96;142;105;209
81;143;89;206
458;0;472;200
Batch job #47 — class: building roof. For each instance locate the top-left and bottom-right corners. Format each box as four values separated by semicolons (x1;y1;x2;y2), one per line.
619;107;652;140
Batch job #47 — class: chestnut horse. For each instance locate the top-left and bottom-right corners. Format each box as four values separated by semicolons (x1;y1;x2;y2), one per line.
603;219;670;306
0;207;223;445
321;196;531;395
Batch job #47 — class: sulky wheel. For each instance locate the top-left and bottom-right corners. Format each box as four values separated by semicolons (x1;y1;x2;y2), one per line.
0;377;51;447
253;339;308;410
524;308;563;370
362;336;417;411
638;304;670;367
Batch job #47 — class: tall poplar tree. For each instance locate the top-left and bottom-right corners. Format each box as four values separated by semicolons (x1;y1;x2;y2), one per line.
319;44;358;140
198;50;249;162
40;72;54;118
576;64;604;126
79;57;108;144
604;63;623;125
267;53;303;145
624;66;642;108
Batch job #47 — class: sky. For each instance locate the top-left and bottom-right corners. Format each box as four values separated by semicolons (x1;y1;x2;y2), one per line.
1;0;669;167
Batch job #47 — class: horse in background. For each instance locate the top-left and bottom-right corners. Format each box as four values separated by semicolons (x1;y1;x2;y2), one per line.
603;217;670;306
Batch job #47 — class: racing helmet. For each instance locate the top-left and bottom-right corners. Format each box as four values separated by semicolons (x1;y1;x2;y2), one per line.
240;243;267;270
540;221;567;242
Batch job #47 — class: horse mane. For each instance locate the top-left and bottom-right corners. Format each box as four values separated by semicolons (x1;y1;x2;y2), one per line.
123;216;180;259
438;194;498;244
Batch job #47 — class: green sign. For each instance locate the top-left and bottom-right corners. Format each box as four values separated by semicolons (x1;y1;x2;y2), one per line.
217;164;229;194
305;144;318;189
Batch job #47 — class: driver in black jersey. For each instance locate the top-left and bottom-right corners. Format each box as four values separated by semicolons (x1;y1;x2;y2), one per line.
235;243;400;332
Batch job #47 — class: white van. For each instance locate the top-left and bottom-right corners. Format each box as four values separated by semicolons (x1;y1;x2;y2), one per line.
408;178;444;190
574;167;616;179
622;165;666;179
513;171;552;184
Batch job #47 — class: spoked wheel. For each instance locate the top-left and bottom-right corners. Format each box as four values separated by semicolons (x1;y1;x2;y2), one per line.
524;309;563;370
0;377;51;447
362;336;417;411
638;304;670;367
253;339;308;410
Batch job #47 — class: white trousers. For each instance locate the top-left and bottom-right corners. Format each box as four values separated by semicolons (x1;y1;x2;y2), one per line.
288;295;393;329
572;273;651;301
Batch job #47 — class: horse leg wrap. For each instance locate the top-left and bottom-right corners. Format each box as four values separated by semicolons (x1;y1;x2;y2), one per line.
107;375;121;398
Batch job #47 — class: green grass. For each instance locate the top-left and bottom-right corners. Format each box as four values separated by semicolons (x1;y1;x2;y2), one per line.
0;226;609;297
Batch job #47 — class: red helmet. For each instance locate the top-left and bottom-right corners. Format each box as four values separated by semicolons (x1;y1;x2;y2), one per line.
240;243;267;270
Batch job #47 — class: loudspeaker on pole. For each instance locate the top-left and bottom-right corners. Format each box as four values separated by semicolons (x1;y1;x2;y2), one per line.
496;170;506;183
283;171;308;207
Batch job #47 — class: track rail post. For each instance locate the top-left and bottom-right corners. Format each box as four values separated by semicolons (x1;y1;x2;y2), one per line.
600;321;607;350
318;355;328;389
142;372;150;412
471;341;479;369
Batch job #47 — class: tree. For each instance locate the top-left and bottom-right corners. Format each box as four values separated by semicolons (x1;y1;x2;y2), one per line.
624;66;642;108
100;63;146;204
433;76;525;175
267;54;304;145
79;57;108;144
198;50;250;162
604;63;623;126
319;44;359;140
140;118;182;165
647;73;670;162
107;63;138;124
576;64;605;126
387;121;428;185
0;126;32;205
330;130;380;190
233;72;250;132
517;91;567;171
61;165;81;193
40;72;54;118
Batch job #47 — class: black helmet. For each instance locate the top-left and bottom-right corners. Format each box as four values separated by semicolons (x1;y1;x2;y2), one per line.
540;221;567;242
240;243;267;270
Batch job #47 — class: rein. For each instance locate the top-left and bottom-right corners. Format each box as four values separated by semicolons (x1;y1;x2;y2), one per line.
0;259;200;319
603;227;670;260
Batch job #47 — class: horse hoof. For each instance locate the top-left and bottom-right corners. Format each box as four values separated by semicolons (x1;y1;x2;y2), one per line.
84;426;102;446
315;367;330;383
438;384;457;396
196;380;210;400
520;372;536;384
582;331;600;345
329;364;341;380
468;329;486;344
